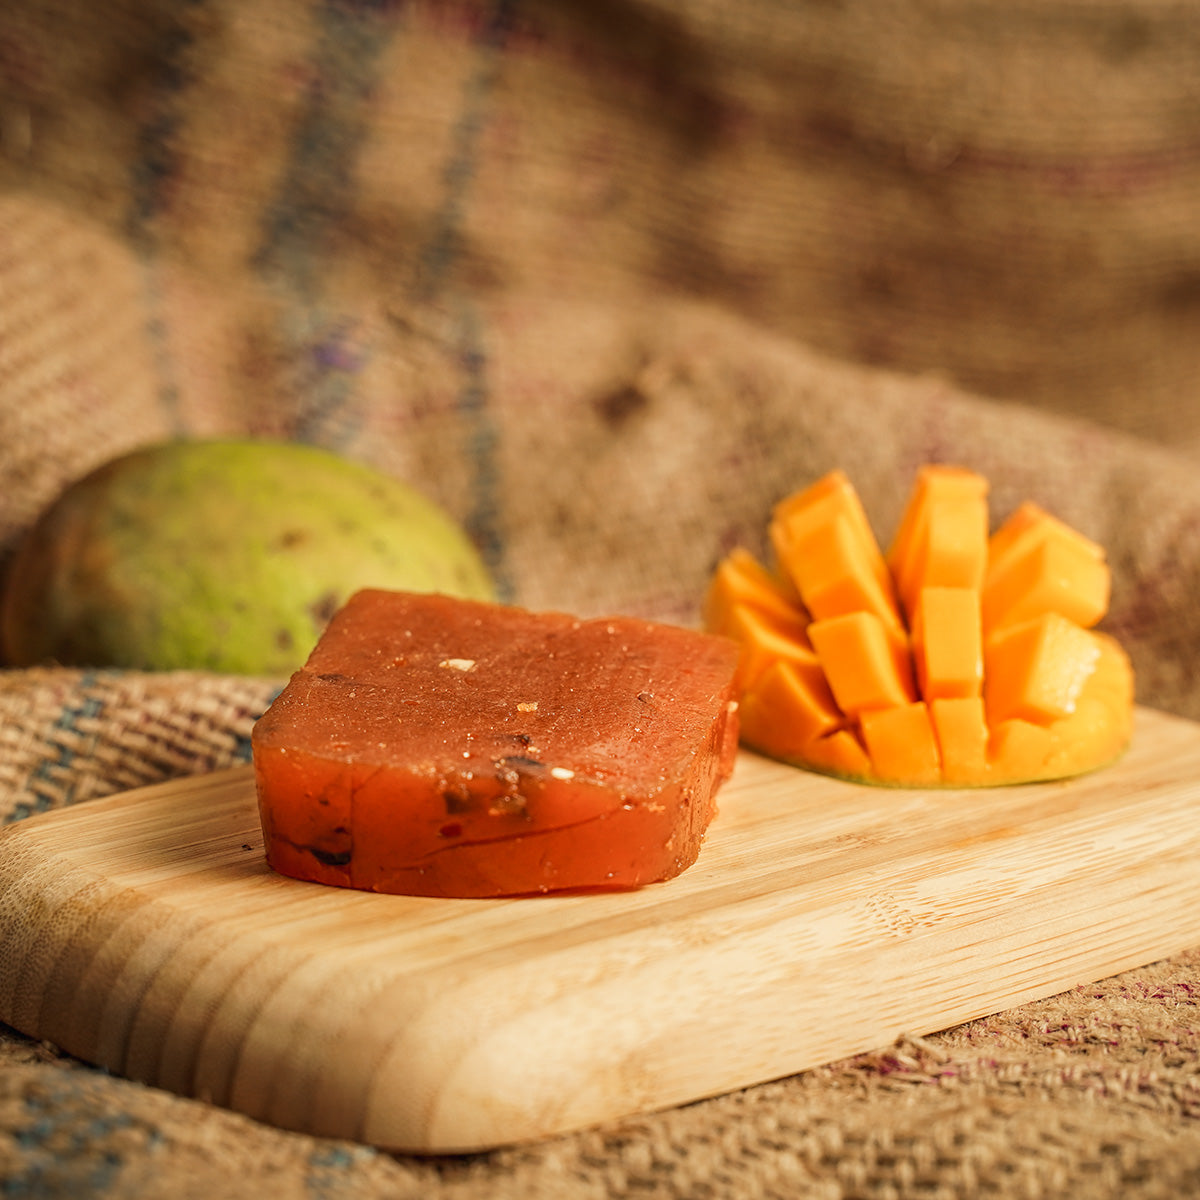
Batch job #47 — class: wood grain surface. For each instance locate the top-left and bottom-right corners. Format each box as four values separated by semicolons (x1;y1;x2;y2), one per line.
3;706;1200;1153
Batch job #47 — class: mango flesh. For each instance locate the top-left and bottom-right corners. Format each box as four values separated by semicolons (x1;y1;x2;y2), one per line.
706;466;1134;787
0;439;495;674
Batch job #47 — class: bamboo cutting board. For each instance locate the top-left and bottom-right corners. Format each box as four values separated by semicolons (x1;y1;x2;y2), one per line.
3;706;1200;1154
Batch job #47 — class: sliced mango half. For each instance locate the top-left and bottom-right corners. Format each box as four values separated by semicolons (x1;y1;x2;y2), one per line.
705;467;1133;787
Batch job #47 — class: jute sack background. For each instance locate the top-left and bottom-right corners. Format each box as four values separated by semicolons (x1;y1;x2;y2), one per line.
2;0;1200;1196
0;0;1198;451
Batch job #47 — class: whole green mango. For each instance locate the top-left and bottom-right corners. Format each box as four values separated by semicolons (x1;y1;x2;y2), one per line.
0;439;495;674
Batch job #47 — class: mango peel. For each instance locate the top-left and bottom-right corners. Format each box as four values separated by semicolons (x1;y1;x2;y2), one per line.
0;439;495;675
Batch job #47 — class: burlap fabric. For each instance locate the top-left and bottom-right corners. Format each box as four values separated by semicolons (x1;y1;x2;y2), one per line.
3;1;1200;1195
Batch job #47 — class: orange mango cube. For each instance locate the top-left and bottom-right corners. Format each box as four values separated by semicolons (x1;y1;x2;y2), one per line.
771;473;902;633
988;501;1102;574
859;702;941;785
774;469;891;591
772;511;902;633
930;697;990;784
889;465;987;553
984;613;1101;726
888;466;989;619
738;659;843;759
724;603;817;694
988;718;1054;781
912;587;983;700
802;727;872;780
702;547;808;641
913;496;989;596
808;610;915;716
983;504;1109;631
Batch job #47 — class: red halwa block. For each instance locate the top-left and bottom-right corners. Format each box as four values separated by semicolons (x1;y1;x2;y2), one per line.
252;590;741;898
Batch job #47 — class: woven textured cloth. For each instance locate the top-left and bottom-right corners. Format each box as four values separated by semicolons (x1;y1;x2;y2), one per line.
3;1;1200;1195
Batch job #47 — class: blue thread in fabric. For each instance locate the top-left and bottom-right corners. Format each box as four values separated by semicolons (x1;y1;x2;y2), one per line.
127;1;204;232
414;0;517;600
233;687;283;763
232;732;255;764
125;0;207;436
5;675;106;825
415;0;514;298
141;302;186;437
305;1142;378;1199
6;1081;164;1197
253;2;400;450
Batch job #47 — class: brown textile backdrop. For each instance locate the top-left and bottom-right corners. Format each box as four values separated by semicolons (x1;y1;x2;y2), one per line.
2;1;1200;1195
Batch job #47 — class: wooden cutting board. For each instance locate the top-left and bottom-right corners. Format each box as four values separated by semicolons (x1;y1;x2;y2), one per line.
3;705;1200;1154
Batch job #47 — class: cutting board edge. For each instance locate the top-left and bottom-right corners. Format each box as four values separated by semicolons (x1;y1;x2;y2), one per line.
360;899;1200;1152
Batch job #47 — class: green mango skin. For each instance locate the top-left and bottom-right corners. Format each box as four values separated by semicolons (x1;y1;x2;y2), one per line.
0;439;496;675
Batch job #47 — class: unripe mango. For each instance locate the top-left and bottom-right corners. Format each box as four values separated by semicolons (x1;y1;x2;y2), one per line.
0;439;495;675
